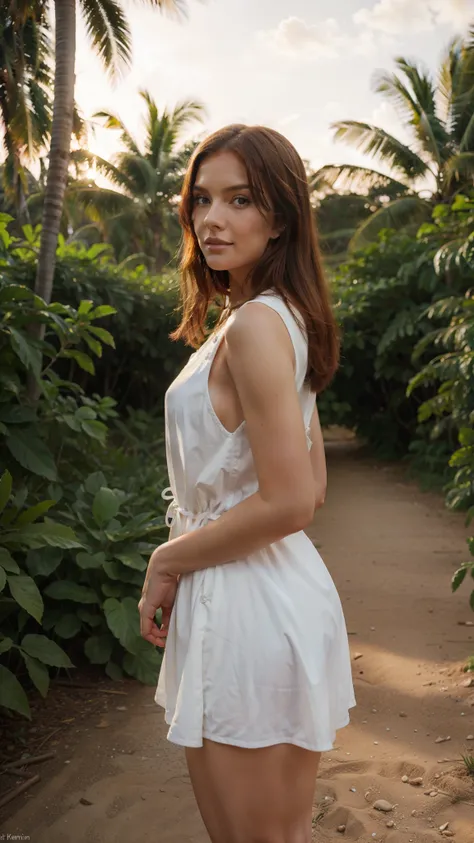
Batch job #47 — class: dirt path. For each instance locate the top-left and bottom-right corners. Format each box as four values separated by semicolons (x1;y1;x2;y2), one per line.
2;440;474;842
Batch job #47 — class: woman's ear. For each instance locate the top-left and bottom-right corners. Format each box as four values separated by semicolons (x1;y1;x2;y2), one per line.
270;223;286;240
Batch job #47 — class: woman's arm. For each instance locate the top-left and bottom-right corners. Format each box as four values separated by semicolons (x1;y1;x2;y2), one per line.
152;303;316;578
308;402;327;512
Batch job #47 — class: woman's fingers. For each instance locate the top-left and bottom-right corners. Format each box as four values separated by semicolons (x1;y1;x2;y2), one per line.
139;599;167;646
142;618;168;647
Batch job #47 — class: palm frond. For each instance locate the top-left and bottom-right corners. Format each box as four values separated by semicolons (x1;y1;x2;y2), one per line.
69;184;133;220
438;37;462;126
460;110;474;151
73;149;134;192
394;58;438;117
331;120;430;180
444;152;474;185
450;29;474;143
168;99;205;136
133;0;188;20
139;90;204;163
79;0;132;77
309;163;411;194
349;196;432;251
27;78;52;147
66;222;106;247
374;67;420;124
113;151;158;196
93;109;142;156
397;67;452;164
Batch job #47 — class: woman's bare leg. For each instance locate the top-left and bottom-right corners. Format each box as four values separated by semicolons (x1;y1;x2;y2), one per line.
185;745;229;843
185;739;322;843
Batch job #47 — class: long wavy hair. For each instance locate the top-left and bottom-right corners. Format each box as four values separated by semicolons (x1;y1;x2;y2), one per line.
170;124;339;393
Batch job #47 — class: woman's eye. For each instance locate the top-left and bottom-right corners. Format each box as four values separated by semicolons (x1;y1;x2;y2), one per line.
193;195;208;205
233;195;250;207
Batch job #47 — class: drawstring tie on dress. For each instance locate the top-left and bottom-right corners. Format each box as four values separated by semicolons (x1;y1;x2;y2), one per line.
161;486;228;529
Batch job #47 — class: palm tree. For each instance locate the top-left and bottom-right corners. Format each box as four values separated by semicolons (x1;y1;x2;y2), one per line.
70;91;204;268
311;27;474;250
34;0;188;310
0;2;52;222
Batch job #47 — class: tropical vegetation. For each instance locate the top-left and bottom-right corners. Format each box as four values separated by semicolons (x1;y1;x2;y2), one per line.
311;26;474;252
0;5;473;722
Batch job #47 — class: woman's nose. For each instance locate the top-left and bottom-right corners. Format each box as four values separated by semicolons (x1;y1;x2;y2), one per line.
203;200;224;228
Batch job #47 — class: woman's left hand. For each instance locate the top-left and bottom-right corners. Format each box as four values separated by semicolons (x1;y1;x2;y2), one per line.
138;553;178;647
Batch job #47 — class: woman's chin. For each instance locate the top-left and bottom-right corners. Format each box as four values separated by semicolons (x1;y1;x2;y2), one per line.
206;255;234;271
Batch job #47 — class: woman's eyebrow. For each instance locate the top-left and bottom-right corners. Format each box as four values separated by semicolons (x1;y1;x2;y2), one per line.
192;183;251;192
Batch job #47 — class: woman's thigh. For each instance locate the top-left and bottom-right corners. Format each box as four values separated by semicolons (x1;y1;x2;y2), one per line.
186;739;322;843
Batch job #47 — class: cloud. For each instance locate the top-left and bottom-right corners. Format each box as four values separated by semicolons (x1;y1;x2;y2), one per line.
257;15;380;60
258;16;344;58
353;0;473;35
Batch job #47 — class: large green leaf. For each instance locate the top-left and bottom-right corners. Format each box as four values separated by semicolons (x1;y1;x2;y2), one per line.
5;429;57;481
101;582;122;598
7;574;43;622
84;634;115;664
84;471;107;495
92;487;120;526
103;560;122;580
123;640;161;685
25;548;63;577
8;327;42;379
89;326;115;347
77;607;102;627
103;596;141;653
7;521;82;549
15;500;56;526
0;665;31;718
0;567;6;592
54;613;82;639
76;551;106;569
81;419;107;443
0;284;35;304
105;659;123;681
44;581;98;604
115;550;147;571
63;349;95;375
0;548;20;574
21;634;74;668
23;653;50;697
0;406;37;424
91;305;117;319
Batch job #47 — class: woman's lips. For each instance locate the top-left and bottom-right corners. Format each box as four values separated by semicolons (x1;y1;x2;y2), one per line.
204;242;232;251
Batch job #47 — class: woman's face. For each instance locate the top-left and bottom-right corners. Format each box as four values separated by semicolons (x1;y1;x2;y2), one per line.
191;150;281;284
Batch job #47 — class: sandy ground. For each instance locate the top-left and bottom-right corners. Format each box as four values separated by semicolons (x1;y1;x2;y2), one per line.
1;439;474;842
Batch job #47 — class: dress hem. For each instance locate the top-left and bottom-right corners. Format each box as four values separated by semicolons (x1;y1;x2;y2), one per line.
160;702;357;753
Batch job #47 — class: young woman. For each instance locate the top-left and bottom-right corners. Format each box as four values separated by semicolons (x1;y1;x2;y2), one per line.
138;124;356;843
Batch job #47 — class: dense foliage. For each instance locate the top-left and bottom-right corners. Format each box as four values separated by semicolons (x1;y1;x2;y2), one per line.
319;196;474;626
2;5;474;719
0;215;184;719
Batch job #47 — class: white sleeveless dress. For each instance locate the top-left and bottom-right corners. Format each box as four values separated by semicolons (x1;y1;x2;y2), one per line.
155;289;356;750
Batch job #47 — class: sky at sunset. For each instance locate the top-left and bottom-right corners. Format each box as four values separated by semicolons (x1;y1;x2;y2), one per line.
75;0;474;181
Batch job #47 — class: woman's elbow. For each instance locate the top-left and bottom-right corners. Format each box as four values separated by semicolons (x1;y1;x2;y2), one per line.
314;484;326;513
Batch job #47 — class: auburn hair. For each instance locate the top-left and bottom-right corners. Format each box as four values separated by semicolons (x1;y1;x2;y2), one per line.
170;123;339;393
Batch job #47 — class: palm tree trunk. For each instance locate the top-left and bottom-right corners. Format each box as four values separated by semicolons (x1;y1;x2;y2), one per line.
34;0;75;305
